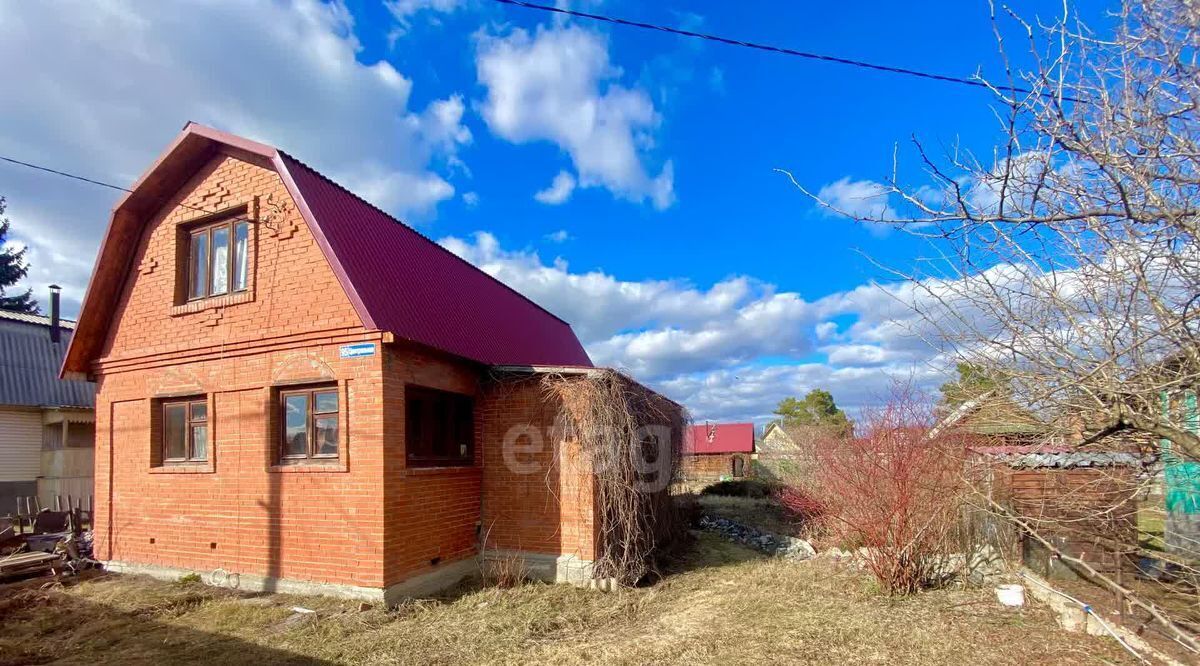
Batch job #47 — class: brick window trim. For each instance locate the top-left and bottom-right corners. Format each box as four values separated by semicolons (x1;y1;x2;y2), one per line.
267;380;351;474
170;202;258;312
170;290;255;317
149;393;217;474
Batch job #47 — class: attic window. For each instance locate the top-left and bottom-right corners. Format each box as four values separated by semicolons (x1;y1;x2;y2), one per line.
188;218;250;300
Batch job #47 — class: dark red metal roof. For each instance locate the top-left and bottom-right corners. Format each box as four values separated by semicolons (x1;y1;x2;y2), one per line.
684;423;755;455
279;153;592;367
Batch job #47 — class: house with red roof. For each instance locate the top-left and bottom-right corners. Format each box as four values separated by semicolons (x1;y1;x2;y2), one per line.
681;422;755;482
62;123;681;602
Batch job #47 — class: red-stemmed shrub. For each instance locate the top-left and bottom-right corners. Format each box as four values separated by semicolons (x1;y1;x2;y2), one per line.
775;485;826;523
811;384;968;594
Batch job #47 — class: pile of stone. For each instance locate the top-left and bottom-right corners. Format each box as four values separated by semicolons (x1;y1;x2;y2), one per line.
696;514;815;560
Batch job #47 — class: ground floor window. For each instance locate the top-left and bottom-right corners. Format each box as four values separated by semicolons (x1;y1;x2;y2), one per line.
406;385;474;467
162;397;208;463
280;384;340;462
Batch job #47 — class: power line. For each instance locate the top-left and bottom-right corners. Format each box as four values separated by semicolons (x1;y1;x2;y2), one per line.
1;154;215;215
1;155;133;194
490;0;1054;99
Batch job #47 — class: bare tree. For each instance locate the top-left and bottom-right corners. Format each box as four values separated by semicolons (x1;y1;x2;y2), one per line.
787;0;1200;653
792;0;1200;459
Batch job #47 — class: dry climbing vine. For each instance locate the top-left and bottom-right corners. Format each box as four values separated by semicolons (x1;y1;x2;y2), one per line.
541;369;689;584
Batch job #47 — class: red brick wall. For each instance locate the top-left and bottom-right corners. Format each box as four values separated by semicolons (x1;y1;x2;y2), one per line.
93;153;387;588
479;377;596;562
381;342;484;585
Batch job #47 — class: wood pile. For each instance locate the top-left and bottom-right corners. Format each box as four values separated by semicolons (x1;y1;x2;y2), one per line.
0;552;61;580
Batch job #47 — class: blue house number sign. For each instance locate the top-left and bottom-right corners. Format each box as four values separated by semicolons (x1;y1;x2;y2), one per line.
339;343;376;359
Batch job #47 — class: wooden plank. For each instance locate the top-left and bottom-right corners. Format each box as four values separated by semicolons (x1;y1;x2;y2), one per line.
0;551;59;572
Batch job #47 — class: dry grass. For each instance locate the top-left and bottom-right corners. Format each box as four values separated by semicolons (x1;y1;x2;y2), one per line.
0;535;1135;665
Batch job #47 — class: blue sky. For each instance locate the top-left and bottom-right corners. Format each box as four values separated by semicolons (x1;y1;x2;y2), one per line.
0;0;1117;423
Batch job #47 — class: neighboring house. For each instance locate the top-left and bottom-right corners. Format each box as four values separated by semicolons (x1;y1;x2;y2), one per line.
968;445;1141;579
681;423;754;482
0;296;96;514
759;421;795;454
758;421;807;481
62;123;681;603
1155;387;1200;559
935;393;1048;443
938;393;1144;577
757;421;844;482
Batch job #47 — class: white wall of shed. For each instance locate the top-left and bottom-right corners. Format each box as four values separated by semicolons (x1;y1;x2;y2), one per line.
0;407;42;482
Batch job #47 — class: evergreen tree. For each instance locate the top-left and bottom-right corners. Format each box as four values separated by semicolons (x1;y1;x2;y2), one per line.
773;389;852;433
0;197;38;314
938;363;1005;408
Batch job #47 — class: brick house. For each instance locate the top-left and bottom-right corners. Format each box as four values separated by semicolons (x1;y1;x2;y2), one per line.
680;423;754;482
62;122;680;602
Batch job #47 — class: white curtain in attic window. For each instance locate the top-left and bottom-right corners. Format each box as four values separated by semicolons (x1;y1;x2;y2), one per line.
211;226;230;294
234;222;249;291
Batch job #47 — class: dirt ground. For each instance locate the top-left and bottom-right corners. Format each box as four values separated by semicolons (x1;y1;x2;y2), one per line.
0;533;1134;665
695;493;805;537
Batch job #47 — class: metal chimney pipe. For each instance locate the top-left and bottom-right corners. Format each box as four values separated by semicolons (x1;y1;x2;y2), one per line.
48;284;61;343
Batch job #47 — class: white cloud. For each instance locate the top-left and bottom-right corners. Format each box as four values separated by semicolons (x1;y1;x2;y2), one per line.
814;321;839;341
462;191;480;207
0;0;471;315
534;171;577;205
821;344;898;366
439;232;954;423
476;25;675;209
815;177;897;222
439;232;795;348
545;229;572;243
384;0;465;42
658;362;947;424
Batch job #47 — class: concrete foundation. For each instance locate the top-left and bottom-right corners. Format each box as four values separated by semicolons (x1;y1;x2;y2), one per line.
102;551;602;606
105;557;481;607
483;549;600;586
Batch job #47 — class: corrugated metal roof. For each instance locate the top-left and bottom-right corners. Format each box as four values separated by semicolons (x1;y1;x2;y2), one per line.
0;316;94;408
0;309;77;329
684;423;755;454
280;152;592;368
971;446;1143;469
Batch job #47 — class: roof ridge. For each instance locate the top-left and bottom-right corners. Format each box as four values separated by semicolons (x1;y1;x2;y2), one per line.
277;151;574;328
0;310;78;328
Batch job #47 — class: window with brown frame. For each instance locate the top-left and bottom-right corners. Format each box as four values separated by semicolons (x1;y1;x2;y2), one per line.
188;218;250;300
405;385;474;467
162;397;208;463
279;385;340;462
